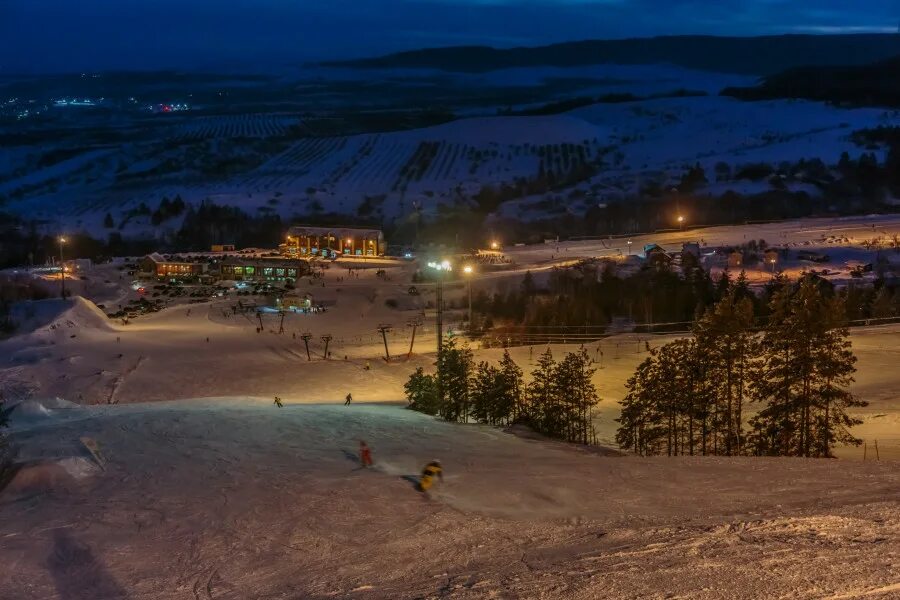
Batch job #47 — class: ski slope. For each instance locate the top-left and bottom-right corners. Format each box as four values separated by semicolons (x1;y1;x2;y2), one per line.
1;400;898;599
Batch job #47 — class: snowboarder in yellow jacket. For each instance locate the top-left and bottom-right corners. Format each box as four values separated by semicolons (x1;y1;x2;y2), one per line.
418;460;443;492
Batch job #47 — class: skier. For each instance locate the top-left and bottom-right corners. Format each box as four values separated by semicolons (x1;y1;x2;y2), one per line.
345;393;352;405
359;441;373;467
273;396;283;408
418;459;443;493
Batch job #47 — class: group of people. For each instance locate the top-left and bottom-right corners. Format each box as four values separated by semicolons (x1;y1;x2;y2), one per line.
357;440;443;493
271;395;443;493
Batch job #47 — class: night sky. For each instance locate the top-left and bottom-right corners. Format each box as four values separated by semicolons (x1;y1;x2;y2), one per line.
1;0;898;73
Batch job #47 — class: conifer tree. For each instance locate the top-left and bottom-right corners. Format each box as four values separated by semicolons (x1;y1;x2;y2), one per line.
526;349;557;435
470;361;502;425
497;349;524;423
750;277;865;457
437;338;474;422
404;367;439;415
693;288;757;455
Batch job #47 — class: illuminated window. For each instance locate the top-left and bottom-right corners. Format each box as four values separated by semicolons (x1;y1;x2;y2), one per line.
263;268;273;276
245;266;255;276
287;268;296;277
276;268;285;277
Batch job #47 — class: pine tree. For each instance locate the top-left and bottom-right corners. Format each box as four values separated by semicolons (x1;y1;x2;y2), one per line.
526;349;557;435
497;350;524;423
470;361;501;425
404;367;439;415
438;338;474;422
103;213;114;228
693;288;757;455
750;278;865;457
558;348;599;444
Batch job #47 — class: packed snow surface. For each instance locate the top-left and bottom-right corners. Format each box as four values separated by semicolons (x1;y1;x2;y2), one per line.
1;401;898;599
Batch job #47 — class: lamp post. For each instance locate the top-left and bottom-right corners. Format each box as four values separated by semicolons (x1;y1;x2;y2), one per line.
58;236;67;298
463;265;474;330
677;215;684;231
626;239;632;255
426;259;452;403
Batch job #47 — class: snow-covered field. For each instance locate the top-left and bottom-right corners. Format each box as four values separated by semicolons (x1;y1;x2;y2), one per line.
4;64;899;237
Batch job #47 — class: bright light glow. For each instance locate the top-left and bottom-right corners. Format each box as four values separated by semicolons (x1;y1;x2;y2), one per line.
59;236;67;243
463;265;473;274
346;239;352;244
426;260;453;272
490;241;499;249
677;216;684;223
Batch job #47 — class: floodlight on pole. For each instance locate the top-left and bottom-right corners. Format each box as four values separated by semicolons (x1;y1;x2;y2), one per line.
462;265;474;328
58;236;67;298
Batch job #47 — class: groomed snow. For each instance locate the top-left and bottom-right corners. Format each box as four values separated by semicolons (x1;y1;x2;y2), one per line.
1;401;897;599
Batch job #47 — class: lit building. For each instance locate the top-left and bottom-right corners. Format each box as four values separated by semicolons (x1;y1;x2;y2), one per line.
141;253;209;281
219;257;309;282
281;226;385;258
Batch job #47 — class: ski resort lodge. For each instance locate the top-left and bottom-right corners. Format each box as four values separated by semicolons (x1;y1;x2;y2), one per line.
141;253;209;281
219;257;310;283
140;254;309;283
280;226;385;258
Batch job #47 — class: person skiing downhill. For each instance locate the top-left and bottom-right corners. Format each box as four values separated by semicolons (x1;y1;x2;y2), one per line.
345;393;352;405
359;441;373;467
273;396;283;408
418;459;443;492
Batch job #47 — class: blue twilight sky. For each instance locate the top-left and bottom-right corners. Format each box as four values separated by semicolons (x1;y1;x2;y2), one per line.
0;0;898;73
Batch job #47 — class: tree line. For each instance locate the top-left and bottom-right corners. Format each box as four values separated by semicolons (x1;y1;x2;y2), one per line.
616;275;865;458
405;341;599;444
471;260;900;336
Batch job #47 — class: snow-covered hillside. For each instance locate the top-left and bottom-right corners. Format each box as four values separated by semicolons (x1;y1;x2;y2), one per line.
3;65;900;237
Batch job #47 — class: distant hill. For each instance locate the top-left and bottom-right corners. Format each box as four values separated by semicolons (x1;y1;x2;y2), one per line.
722;56;900;107
324;34;900;76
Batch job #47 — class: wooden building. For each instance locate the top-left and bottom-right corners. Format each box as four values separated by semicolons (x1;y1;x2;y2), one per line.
219;257;309;282
141;253;209;281
280;226;385;258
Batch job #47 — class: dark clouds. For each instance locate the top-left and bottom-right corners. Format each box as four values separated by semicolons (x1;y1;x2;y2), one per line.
0;0;897;72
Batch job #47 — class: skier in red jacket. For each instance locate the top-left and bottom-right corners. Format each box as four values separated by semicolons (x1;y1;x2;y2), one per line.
359;441;373;468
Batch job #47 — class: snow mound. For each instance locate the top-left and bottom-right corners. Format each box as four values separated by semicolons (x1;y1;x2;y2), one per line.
398;115;606;145
2;457;99;496
9;397;81;423
10;296;114;334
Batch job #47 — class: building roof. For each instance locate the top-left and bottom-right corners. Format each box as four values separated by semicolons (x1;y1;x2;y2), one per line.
221;256;308;268
287;225;383;239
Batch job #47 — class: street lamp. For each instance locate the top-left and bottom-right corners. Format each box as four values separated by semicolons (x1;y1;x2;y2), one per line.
426;259;452;403
769;258;777;274
462;265;474;329
677;215;684;231
626;240;633;255
490;241;499;250
58;236;67;298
